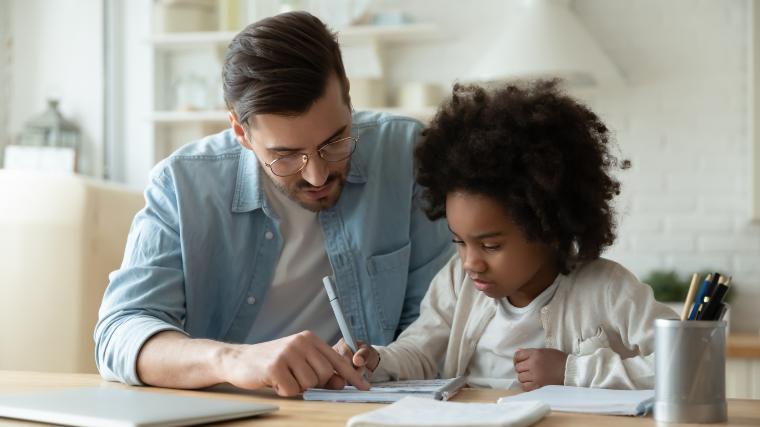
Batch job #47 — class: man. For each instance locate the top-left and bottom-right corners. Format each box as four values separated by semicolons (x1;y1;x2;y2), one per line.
94;11;452;397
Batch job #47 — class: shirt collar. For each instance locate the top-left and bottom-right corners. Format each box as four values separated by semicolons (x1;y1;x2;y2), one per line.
232;148;266;213
345;137;367;184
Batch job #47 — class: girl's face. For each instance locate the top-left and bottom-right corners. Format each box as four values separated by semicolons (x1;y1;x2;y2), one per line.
446;191;559;307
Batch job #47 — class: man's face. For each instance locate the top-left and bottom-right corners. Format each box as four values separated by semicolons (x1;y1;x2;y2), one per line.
231;74;352;212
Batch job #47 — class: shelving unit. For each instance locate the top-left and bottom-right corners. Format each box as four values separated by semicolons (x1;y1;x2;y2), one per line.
148;6;442;164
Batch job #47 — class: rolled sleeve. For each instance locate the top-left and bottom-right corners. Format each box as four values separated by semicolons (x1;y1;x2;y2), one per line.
94;166;188;384
95;315;187;385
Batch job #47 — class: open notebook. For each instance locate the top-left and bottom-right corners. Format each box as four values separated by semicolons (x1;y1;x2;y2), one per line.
498;385;654;416
346;396;550;427
303;377;467;403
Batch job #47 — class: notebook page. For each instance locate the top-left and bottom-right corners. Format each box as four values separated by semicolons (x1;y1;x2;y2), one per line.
497;386;654;416
347;396;550;427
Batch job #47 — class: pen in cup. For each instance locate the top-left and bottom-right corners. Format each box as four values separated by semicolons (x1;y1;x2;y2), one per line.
688;274;712;320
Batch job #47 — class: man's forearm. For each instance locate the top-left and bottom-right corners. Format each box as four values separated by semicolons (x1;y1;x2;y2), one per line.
136;329;371;395
136;331;235;389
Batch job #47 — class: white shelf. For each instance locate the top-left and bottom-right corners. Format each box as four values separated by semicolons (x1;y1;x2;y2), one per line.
149;106;437;124
150;111;228;123
150;31;237;48
149;23;440;49
339;23;440;44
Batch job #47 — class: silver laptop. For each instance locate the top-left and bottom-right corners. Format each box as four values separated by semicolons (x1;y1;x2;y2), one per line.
0;387;278;427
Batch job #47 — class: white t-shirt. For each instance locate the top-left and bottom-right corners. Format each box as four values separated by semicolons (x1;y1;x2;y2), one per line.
466;278;560;389
246;177;340;345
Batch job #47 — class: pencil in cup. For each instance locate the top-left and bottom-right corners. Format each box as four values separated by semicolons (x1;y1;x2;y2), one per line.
680;273;700;321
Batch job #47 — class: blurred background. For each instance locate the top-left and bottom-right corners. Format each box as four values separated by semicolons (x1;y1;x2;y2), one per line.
1;0;759;397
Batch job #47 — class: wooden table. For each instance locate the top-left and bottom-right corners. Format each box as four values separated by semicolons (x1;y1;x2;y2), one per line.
727;333;760;358
1;371;758;426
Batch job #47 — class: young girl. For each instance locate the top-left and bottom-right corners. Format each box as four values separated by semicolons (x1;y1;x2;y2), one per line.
338;80;675;391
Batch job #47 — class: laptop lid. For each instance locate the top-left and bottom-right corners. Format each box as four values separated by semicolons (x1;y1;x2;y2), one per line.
0;387;278;427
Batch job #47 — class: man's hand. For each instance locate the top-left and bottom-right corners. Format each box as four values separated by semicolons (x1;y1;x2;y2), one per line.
219;330;370;397
327;338;381;389
513;348;568;391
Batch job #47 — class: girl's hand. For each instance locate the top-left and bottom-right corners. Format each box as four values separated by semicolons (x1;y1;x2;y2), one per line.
327;339;381;389
333;338;380;371
513;348;568;391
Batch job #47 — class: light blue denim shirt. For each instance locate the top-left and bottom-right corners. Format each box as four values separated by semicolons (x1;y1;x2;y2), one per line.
94;111;454;385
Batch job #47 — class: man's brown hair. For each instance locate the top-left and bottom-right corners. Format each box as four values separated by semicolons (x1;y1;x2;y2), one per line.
223;11;350;126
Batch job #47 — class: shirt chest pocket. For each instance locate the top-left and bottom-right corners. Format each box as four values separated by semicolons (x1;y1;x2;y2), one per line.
367;242;411;332
575;326;611;356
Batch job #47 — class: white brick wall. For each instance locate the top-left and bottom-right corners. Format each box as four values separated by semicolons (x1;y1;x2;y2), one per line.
379;0;760;333
577;0;760;334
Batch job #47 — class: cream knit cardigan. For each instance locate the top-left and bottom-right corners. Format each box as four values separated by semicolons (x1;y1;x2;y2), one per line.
373;255;676;389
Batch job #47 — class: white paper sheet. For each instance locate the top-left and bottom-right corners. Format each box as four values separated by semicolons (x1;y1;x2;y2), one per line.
497;386;654;416
346;396;550;427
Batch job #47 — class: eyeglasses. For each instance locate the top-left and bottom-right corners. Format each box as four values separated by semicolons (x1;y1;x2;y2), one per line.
264;136;359;177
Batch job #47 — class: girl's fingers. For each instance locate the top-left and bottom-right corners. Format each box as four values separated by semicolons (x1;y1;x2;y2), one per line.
354;347;372;367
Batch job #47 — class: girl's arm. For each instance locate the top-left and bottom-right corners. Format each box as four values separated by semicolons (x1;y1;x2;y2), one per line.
371;256;461;381
564;265;677;389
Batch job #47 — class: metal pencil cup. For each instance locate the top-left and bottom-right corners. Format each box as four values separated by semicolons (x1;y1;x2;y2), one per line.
654;318;727;423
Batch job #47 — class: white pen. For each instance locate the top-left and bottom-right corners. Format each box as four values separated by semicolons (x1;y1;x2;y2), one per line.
322;275;358;353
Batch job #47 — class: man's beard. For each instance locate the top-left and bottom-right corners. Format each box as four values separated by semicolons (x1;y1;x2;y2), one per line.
268;172;346;212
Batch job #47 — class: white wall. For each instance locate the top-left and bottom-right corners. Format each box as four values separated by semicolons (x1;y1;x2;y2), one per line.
574;0;756;327
113;0;759;331
0;1;10;156
378;0;760;333
569;0;758;334
9;0;104;177
116;0;154;187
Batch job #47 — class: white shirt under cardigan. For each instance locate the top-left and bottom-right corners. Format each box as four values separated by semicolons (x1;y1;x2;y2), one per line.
370;255;677;389
466;279;559;389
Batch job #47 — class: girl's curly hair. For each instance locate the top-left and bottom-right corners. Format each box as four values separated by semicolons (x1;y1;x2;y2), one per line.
415;80;630;274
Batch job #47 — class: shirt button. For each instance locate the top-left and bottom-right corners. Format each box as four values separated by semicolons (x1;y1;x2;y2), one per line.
247;296;256;305
264;231;274;240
